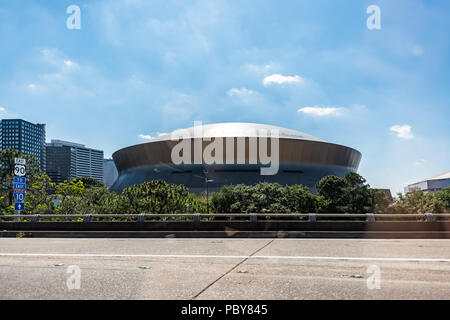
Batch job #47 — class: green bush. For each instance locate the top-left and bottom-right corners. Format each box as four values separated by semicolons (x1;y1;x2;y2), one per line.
210;182;328;214
316;173;372;213
119;180;207;214
390;190;443;214
435;187;450;211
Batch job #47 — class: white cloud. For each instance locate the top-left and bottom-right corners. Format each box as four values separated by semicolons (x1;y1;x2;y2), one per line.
414;159;426;166
243;64;272;75
390;125;414;139
40;48;79;69
227;87;263;105
139;134;154;140
297;106;341;117
263;74;303;86
23;48;82;95
139;132;168;140
0;106;5;112
64;60;78;68
227;87;255;96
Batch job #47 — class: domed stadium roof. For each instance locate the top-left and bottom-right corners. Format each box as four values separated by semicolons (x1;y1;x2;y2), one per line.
149;122;327;143
111;122;362;193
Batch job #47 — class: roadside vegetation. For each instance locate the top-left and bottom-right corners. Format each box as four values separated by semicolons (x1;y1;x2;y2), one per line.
1;149;449;216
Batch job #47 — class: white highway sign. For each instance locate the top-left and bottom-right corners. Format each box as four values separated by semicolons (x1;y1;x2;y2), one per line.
14;158;26;165
14;165;26;177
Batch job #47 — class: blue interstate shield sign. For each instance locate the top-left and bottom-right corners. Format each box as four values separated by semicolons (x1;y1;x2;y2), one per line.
13;177;26;184
14;192;26;202
14;203;24;211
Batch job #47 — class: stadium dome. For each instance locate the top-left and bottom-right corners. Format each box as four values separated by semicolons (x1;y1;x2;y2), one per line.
151;122;326;143
111;122;362;193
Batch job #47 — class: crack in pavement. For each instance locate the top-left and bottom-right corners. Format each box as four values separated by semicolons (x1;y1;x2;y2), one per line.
191;239;274;300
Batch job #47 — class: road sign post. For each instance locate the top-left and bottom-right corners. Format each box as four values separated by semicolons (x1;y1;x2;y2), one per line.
13;158;26;222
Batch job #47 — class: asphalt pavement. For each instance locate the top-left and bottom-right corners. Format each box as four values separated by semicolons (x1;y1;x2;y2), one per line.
0;238;449;299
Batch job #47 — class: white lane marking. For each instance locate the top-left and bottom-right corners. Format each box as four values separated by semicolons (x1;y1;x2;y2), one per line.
0;253;449;263
252;256;450;262
0;253;248;259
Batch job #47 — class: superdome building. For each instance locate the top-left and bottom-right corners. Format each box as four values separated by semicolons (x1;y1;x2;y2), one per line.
111;122;362;193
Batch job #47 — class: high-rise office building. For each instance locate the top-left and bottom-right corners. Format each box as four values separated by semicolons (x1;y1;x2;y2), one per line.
0;119;46;170
46;140;104;184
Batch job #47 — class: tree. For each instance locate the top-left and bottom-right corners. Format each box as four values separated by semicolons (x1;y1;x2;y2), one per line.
210;182;327;214
0;193;11;215
390;190;442;214
249;183;290;213
54;179;86;215
74;186;121;215
370;189;391;214
26;173;56;215
345;172;367;187
211;183;288;213
72;177;105;189
435;187;450;212
316;175;348;212
342;173;372;213
119;180;206;214
282;184;328;213
316;173;372;213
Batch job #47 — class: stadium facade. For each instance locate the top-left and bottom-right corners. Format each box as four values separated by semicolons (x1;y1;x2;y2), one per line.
404;171;450;194
111;122;362;193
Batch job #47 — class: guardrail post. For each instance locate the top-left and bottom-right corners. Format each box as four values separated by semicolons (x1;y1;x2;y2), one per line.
83;215;92;223
425;213;435;222
250;214;258;223
366;213;375;222
193;214;200;223
31;215;40;222
137;214;146;223
309;213;316;222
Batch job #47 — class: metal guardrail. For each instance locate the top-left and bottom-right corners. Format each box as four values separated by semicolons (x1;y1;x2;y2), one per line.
0;213;449;222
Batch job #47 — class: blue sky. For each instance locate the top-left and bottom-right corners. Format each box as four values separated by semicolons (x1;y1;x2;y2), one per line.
0;0;449;194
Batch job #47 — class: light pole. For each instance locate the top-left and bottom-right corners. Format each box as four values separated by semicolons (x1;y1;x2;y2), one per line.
204;169;214;213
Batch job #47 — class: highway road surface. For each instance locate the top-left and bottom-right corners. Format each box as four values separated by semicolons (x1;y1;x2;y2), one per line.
0;238;449;299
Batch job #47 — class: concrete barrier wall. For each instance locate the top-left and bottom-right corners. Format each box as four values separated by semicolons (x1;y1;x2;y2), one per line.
1;221;449;232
